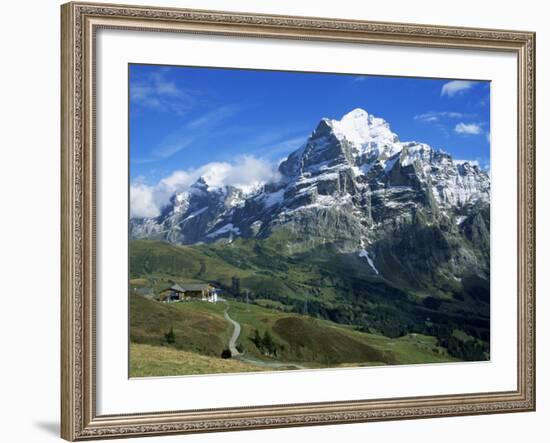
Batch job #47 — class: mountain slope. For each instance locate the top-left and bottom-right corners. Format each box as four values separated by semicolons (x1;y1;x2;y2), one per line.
131;108;490;294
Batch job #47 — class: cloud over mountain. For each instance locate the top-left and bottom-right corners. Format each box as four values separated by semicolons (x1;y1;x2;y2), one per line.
130;155;280;218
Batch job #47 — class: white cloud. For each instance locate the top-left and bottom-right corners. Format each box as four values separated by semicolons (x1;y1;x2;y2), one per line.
455;122;483;135
420;115;438;123
134;105;242;163
441;80;477;97
154;136;195;160
130;183;162;218
205;156;280;192
159;170;199;193
186;105;239;129
414;111;464;123
130;156;280;218
130;70;196;114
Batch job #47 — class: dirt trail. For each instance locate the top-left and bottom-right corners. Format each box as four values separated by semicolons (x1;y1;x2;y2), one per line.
221;300;306;370
223;305;241;357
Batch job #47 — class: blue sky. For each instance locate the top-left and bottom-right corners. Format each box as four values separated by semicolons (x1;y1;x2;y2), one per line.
129;64;490;217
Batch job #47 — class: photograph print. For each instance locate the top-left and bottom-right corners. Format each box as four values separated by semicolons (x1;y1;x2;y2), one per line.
128;64;491;377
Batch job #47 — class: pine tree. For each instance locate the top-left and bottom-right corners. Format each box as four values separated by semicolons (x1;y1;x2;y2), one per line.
252;329;262;348
262;330;276;356
164;326;175;344
231;276;240;296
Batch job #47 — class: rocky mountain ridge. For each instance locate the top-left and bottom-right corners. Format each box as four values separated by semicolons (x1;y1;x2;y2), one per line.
131;108;490;292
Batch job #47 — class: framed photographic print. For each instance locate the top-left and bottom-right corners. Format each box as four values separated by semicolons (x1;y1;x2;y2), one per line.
61;2;536;440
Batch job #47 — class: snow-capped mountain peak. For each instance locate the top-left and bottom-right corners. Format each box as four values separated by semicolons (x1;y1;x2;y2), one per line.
278;109;402;179
326;108;400;156
131;107;490;254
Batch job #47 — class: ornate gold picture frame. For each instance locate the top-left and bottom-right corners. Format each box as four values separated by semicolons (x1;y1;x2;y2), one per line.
61;2;535;440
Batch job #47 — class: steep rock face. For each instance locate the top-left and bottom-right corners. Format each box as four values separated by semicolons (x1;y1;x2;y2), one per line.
130;178;246;244
130;108;490;291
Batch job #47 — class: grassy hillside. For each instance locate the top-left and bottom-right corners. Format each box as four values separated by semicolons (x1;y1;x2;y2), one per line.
130;343;268;377
130;294;230;358
130;294;456;376
225;300;455;366
130;236;489;362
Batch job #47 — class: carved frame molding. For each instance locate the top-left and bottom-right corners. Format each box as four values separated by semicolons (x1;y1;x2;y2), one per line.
61;2;535;440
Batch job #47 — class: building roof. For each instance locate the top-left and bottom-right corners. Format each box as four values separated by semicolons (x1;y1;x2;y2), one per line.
169;284;187;293
179;283;212;291
163;283;213;293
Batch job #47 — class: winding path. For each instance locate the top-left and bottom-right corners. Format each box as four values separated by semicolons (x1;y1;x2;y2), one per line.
223;304;242;357
221;300;307;370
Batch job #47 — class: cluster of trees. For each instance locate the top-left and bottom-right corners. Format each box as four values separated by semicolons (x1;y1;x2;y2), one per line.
438;335;487;361
250;329;281;357
426;323;489;361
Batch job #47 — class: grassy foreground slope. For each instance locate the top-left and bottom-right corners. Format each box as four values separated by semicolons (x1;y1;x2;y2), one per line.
130;294;231;358
130;343;268;377
130;295;456;377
